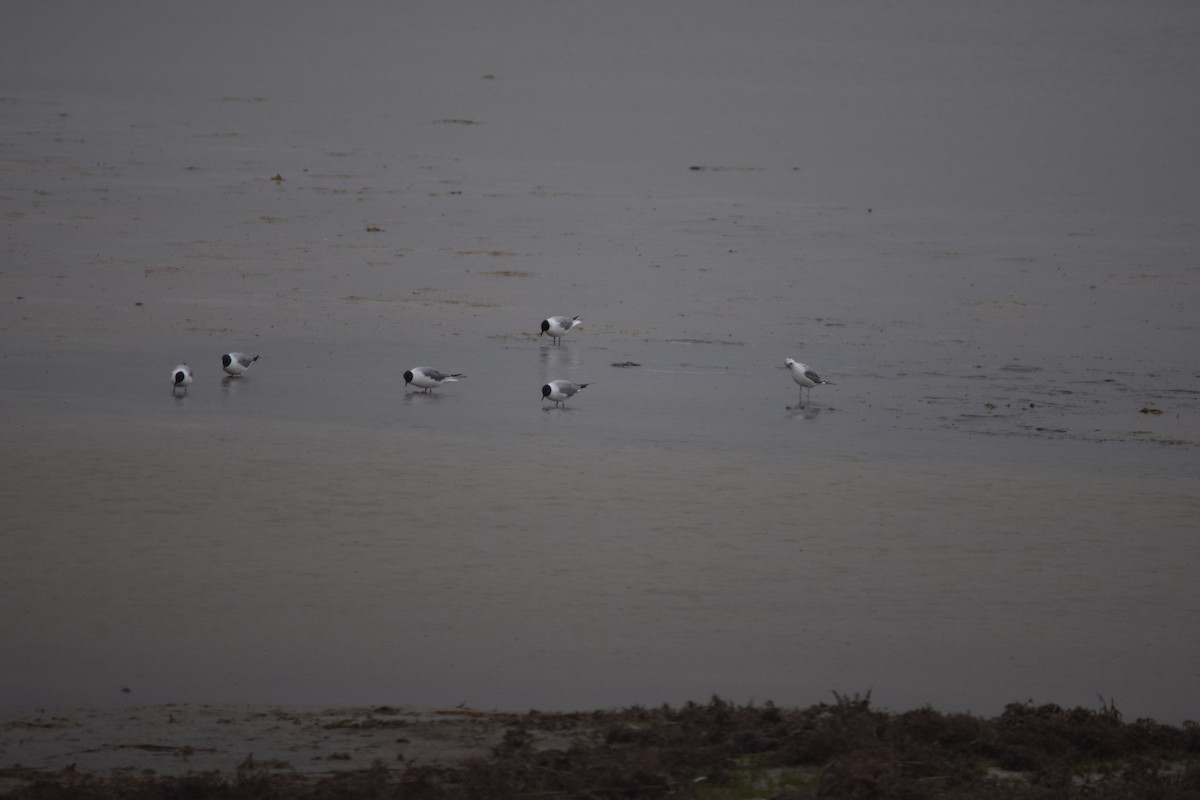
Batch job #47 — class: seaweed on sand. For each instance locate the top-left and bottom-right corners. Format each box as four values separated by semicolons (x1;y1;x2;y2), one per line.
4;696;1198;800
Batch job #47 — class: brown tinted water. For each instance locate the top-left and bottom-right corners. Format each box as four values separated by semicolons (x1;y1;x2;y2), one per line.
2;1;1198;723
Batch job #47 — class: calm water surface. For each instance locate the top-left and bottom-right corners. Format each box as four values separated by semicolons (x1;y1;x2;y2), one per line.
2;0;1198;723
2;335;1197;722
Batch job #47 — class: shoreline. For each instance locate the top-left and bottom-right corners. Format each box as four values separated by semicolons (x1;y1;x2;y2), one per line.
1;703;525;781
3;698;1197;797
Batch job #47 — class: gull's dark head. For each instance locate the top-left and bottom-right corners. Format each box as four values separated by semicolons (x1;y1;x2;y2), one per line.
404;370;415;386
174;370;186;385
541;383;552;398
540;319;550;335
222;354;233;368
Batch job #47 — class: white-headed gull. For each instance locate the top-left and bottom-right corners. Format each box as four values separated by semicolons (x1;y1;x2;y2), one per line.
222;352;260;376
405;366;465;393
785;358;833;407
542;379;589;407
171;363;192;394
540;315;583;345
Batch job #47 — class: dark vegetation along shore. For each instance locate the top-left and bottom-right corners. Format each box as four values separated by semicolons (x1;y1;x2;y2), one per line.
3;695;1198;799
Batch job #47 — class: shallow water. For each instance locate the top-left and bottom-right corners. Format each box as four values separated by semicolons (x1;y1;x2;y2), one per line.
2;1;1199;723
3;337;1197;721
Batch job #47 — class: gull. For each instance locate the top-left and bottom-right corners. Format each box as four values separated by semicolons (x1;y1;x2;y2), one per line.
405;366;465;393
171;363;192;395
540;315;583;345
542;379;589;408
222;352;260;377
785;358;833;407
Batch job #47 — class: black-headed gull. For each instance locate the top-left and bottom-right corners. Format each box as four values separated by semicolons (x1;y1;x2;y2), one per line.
785;358;833;407
540;315;583;345
405;366;465;393
542;379;589;407
222;352;260;376
171;363;192;394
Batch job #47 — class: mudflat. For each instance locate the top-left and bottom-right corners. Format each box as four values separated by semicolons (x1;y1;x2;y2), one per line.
3;1;1198;731
3;699;1198;797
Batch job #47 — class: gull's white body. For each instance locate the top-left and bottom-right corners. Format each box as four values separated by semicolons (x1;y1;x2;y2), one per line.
540;315;583;345
171;363;192;394
785;358;832;407
542;379;589;407
222;352;259;376
405;366;464;393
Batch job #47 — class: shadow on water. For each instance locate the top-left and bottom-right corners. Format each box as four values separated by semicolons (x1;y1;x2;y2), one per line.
786;404;825;420
538;344;582;381
402;390;458;403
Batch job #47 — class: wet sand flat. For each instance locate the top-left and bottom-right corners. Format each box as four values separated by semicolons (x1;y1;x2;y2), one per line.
0;704;517;783
2;0;1199;732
